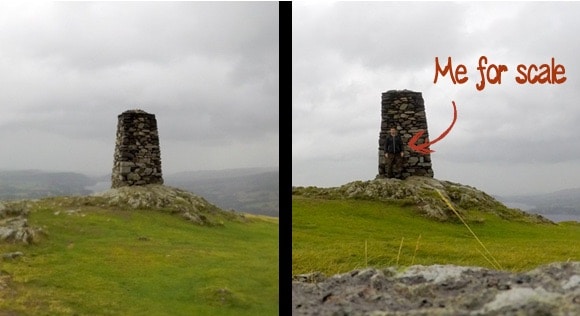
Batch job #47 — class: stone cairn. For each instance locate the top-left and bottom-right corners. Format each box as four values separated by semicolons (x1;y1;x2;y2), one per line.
377;90;434;179
111;109;163;188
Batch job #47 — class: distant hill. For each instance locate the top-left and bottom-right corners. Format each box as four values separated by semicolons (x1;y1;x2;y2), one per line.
0;170;96;200
165;167;279;217
497;188;580;222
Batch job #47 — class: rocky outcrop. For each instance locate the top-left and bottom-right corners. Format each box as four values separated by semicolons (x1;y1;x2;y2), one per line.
0;202;43;244
56;184;245;226
292;177;552;223
292;262;580;315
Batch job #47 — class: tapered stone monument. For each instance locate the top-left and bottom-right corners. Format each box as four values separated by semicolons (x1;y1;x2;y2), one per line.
111;109;163;188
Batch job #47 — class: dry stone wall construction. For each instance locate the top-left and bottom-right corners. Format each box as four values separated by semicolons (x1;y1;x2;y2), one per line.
378;90;434;179
111;109;163;188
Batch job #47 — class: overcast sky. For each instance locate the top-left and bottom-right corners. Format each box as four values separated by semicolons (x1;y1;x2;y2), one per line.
293;2;580;196
0;1;278;176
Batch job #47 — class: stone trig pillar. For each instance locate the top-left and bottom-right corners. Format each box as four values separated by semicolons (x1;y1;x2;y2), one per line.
111;109;163;188
377;90;434;179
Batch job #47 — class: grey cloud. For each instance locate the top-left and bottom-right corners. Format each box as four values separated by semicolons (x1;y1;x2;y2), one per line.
293;2;470;72
3;2;277;69
0;2;278;174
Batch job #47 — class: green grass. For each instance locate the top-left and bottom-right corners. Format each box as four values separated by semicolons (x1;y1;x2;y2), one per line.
292;196;579;276
0;203;278;315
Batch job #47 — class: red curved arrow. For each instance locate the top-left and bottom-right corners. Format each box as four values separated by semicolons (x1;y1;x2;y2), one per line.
408;100;457;155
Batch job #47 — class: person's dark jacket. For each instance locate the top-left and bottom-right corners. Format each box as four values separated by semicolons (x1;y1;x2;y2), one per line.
384;134;404;154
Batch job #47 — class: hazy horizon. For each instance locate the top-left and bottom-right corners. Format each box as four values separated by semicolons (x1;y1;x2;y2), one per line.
0;165;279;178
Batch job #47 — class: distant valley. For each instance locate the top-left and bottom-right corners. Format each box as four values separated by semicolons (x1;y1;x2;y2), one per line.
165;168;279;217
0;170;95;199
497;188;580;222
0;168;279;217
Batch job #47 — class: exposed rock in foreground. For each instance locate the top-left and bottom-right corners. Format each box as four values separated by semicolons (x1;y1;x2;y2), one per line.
293;177;552;223
292;262;580;315
0;201;43;244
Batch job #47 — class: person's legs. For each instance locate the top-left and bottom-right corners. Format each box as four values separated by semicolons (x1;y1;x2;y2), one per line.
394;154;403;179
385;154;395;178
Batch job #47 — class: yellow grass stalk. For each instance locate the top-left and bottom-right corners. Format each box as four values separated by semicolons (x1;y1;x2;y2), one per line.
365;240;368;267
436;189;503;270
396;237;404;266
411;234;421;266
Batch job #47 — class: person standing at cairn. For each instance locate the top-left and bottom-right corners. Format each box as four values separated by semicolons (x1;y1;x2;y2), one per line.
384;127;405;179
377;90;434;179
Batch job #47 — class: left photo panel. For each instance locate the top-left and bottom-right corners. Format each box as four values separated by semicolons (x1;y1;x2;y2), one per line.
0;1;279;315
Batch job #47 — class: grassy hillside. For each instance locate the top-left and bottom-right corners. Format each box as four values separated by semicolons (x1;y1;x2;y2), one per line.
0;191;278;315
293;194;579;276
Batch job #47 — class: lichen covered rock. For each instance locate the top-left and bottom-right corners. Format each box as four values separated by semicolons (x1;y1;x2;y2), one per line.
292;262;580;315
292;177;552;223
0;201;43;244
88;184;243;226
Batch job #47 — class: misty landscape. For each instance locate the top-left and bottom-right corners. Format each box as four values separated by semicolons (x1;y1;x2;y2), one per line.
0;167;279;217
498;189;580;223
